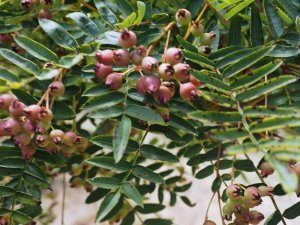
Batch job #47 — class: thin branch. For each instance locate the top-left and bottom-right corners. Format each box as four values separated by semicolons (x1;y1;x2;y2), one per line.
61;173;66;225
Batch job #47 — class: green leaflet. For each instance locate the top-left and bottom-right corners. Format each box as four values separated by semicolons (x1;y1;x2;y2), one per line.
39;19;78;50
250;117;300;133
94;0;118;25
96;191;121;222
244;106;300;118
140;145;179;163
88;177;121;189
0;48;40;76
14;36;58;62
124;104;164;124
183;50;215;69
189;110;242;123
264;0;285;38
224;0;254;20
86;156;131;172
223;46;275;78
90;135;138;152
236;75;297;102
66;12;100;36
251;4;264;46
132;165;164;184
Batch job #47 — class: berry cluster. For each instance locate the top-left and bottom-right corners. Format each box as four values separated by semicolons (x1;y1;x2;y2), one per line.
0;81;87;159
223;184;273;225
20;0;52;19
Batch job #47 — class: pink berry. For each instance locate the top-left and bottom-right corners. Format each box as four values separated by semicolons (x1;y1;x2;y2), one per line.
226;184;243;199
113;49;130;67
105;73;123;90
136;76;147;95
20;0;35;10
143;75;161;94
180;82;198;101
249;211;264;225
161;81;175;97
141;56;158;74
258;186;273;197
63;131;77;146
154;86;172;104
38;106;53;122
3;118;21;136
175;9;192;26
9;100;26;118
260;161;274;178
96;49;114;66
0;94;14;110
40;0;52;5
21;143;36;160
191;21;204;36
165;48;183;65
130;46;146;65
34;120;51;134
23;119;34;133
94;62;113;80
48;81;65;97
38;9;52;19
35;134;50;147
118;29;137;48
158;63;175;80
190;75;202;87
23;104;41;121
50;129;64;145
13;133;31;147
174;63;191;81
200;32;216;46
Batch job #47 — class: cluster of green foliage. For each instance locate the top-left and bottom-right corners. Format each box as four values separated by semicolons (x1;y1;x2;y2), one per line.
0;0;300;224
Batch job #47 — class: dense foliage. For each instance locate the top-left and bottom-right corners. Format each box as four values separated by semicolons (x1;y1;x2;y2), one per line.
0;0;300;224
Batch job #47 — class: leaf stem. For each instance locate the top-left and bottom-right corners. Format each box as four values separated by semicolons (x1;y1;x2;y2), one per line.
79;0;97;12
61;173;66;225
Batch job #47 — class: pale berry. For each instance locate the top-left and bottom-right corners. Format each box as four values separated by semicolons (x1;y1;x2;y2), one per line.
63;131;77;146
34;121;50;134
154;86;172;104
75;137;88;152
38;9;52;19
249;211;264;225
161;81;175;97
190;75;202;87
198;46;211;55
226;197;244;214
50;129;64;145
20;0;35;10
70;177;83;188
130;46;146;65
71;163;82;176
105;73;123;90
3;118;21;136
84;182;93;192
175;9;192;26
191;21;204;36
258;186;273;197
200;32;216;46
174;63;190;81
38;107;53;121
158;63;174;80
202;220;216;225
118;29;137;48
260;161;274;178
0;94;14;110
141;56;158;74
143;75;161;94
9;100;26;118
222;204;233;221
113;49;130;67
13;133;31;147
23;119;34;133
180;82;198;101
156;107;170;122
35;134;50;147
165;48;183;65
23;104;41;121
226;184;243;199
21;143;36;160
243;186;262;208
48;81;65;97
45;143;60;154
96;49;114;66
94;62;113;80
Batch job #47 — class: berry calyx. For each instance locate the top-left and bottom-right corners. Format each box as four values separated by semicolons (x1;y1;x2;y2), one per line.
48;81;65;97
200;31;216;46
113;49;130;67
20;0;35;10
191;21;204;36
130;46;146;65
179;82;198;101
174;63;191;81
226;184;243;199
143;75;161;94
38;9;52;19
249;210;264;225
154;85;172;104
35;134;50;147
23;104;41;121
118;29;137;48
223;204;233;221
141;56;158;74
158;63;175;80
198;46;212;55
96;49;114;66
94;62;113;80
243;186;262;208
105;73;123;90
0;94;14;110
38;107;53;122
165;48;183;65
260;161;274;178
50;129;64;145
175;9;192;26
